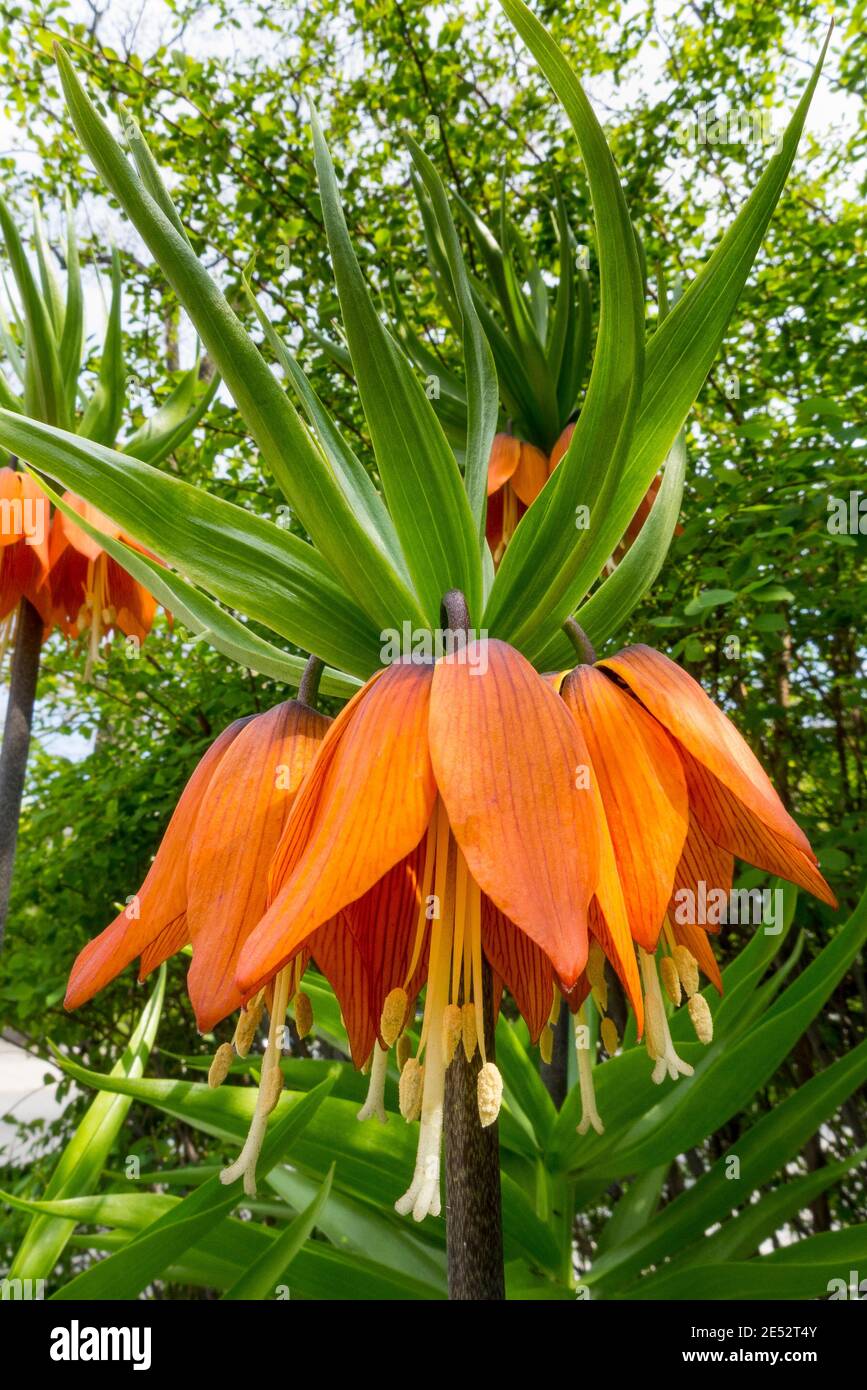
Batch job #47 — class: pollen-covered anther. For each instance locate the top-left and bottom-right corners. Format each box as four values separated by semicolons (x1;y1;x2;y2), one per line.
673;945;700;998
639;948;694;1086
208;1042;234;1089
399;1057;424;1122
233;991;265;1058
294;990;314;1039
461;1002;477;1061
358;1042;389;1124
688;993;714;1045
587;941;608;1015
396;1034;412;1073
442;1003;462;1065
381;987;408;1048
477;1062;503;1127
539;1024;553;1065
261;1060;284;1115
601;1017;619;1055
660;955;682;1007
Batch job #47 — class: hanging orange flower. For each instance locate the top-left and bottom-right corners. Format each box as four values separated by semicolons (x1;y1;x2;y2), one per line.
0;468;55;652
235;641;642;1217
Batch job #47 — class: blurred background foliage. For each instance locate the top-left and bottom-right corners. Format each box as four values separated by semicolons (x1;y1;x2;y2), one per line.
0;0;863;1291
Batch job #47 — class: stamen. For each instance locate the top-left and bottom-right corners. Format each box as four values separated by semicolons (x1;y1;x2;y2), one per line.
294;990;313;1039
381;988;408;1048
396;1033;412;1073
399;1057;424;1121
660;955;682;1007
688;993;713;1044
587;939;608;1014
639;948;694;1085
461;1002;477;1061
442;1003;462;1066
357;1042;389;1124
396;807;453;1222
673;944;700;998
220;963;291;1196
402;817;438;988
601;1016;619;1055
539;1024;553;1065
208;1042;234;1088
233;990;265;1058
477;1062;503;1126
575;1006;604;1135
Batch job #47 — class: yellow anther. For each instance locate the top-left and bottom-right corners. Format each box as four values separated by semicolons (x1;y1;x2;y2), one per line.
294;990;313;1039
539;1024;553;1065
208;1042;234;1089
233;992;265;1058
660;955;682;1007
601;1017;619;1055
587;940;607;993
673;944;700;997
381;987;408;1047
396;1034;412;1073
688;993;713;1044
477;1062;503;1127
399;1057;424;1122
461;1001;477;1061
261;1061;284;1115
442;1003;462;1066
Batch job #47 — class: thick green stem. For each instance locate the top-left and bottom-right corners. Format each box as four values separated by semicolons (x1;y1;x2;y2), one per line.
0;598;42;947
444;957;505;1300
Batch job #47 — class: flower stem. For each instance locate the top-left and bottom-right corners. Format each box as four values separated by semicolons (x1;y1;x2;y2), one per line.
562;617;597;665
297;653;324;708
0;598;42;949
444;955;505;1300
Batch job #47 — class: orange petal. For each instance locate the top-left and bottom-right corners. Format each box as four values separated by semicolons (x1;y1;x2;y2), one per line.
429;638;598;987
485;485;504;554
64;715;253;1011
482;896;554;1043
237;662;437;996
510;441;549;507
343;840;428;1042
487;433;520;495
681;749;837;907
310;914;377;1067
562;665;688;952
186;700;331;1032
54;493;122;562
587;772;643;1034
548;423;574;473
598;645;815;860
669;811;734;934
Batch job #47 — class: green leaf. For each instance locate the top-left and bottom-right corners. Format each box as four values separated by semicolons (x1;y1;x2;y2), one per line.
221;1166;334;1299
59;194;83;415
310;105;482;623
406;136;498;541
0;411;382;678
39;480;361;696
10;971;164;1281
684;587;738;615
0;193;67;428
122;362;220;467
79;246;125;446
54;46;422;634
50;1071;338;1300
485;0;645;655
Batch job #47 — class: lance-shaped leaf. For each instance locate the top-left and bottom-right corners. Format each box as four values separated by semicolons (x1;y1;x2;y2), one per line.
122;361;220;467
54;45;423;634
537;430;687;665
523;23;832;660
59;194;83;414
221;1165;334;1300
10;970;164;1281
79;246;125;446
41;480;361;696
0;409;383;678
484;0;645;654
310;105;482;623
406;136;498;540
0;195;67;428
